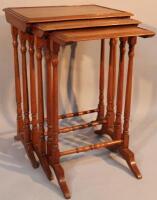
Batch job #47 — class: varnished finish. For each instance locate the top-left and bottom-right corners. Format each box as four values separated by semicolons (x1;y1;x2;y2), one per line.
119;37;142;179
97;39;105;121
49;40;60;165
106;38;117;136
114;37;127;140
59;108;98;119
28;35;53;180
123;37;137;148
5;5;155;199
19;31;39;168
46;38;53;158
60;140;122;156
48;40;71;199
28;34;38;142
4;5;133;24
29;108;98;124
35;36;45;151
11;26;23;140
34;18;140;37
52;26;155;44
59;119;106;133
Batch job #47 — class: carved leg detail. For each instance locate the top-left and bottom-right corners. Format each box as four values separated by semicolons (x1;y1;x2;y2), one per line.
118;37;142;179
95;39;117;152
33;36;53;179
95;39;109;136
19;31;39;168
11;26;24;141
105;38;117;139
119;148;142;179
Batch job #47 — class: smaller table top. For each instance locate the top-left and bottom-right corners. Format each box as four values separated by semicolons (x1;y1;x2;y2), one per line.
4;5;133;23
34;18;140;36
52;26;155;44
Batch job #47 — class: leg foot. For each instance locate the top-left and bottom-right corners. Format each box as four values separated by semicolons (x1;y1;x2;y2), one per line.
52;163;71;199
36;150;53;180
24;143;39;169
119;148;142;179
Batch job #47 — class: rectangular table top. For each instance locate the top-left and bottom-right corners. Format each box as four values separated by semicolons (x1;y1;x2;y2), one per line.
4;5;133;23
34;18;140;37
52;26;155;44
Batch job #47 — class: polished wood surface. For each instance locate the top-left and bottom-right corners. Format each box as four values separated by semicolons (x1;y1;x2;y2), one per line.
52;26;155;43
119;37;142;179
59;119;106;133
4;4;155;199
96;39;105;121
106;38;117;137
4;5;133;23
11;26;24;140
19;31;39;168
34;18;140;36
114;37;127;140
60;140;122;156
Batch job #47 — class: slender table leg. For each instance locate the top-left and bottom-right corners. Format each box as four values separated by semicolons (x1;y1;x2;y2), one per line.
97;39;105;120
19;31;39;168
114;37;127;140
119;36;142;179
95;39;106;135
33;36;53;180
45;38;51;159
105;38;117;139
47;40;71;199
11;26;23;141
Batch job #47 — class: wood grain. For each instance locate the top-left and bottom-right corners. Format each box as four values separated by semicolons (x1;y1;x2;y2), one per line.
34;18;140;37
52;26;155;44
4;5;133;23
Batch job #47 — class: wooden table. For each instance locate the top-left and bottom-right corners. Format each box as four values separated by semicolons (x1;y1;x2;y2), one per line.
4;5;155;199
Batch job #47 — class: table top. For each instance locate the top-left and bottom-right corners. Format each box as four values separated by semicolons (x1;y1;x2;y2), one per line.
34;18;140;36
4;5;133;23
52;26;155;44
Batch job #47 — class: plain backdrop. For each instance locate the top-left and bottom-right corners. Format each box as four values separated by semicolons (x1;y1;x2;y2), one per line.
0;1;157;200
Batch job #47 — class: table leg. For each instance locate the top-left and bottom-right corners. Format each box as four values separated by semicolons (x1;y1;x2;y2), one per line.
105;38;117;139
11;26;23;141
19;31;39;168
95;39;107;135
96;39;105;121
47;40;71;199
119;36;142;179
33;36;53;180
114;37;127;140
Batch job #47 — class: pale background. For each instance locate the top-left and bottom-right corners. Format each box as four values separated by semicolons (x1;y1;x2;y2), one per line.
0;1;157;200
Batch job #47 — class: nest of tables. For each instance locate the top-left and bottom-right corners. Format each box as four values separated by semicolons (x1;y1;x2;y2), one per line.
4;5;155;199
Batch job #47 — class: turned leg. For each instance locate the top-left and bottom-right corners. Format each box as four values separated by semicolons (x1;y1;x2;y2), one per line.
119;37;142;179
31;36;53;180
105;38;117;139
114;37;127;140
96;39;105;121
11;26;23;141
28;35;52;180
19;31;39;168
47;40;71;199
95;39;107;135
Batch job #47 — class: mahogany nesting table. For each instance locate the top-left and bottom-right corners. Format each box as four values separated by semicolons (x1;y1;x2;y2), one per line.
4;5;155;199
